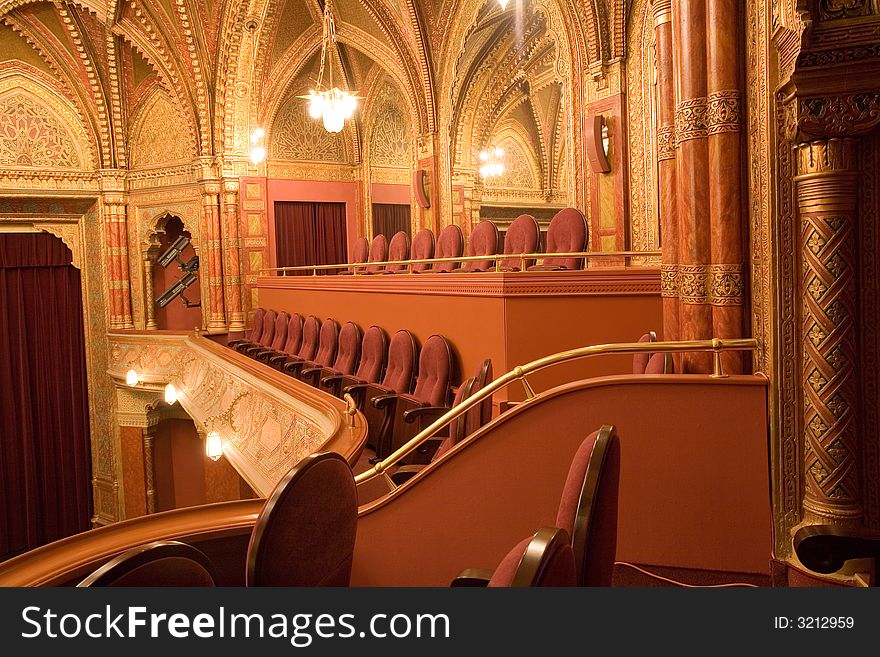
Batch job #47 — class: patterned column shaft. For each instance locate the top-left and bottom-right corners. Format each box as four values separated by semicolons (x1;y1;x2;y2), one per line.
143;427;156;515
707;0;745;374
795;139;861;525
201;182;227;333
673;0;712;372
143;256;157;331
221;179;245;334
655;1;679;353
103;194;134;329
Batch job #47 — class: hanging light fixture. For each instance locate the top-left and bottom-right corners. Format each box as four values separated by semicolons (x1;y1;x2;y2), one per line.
479;146;506;179
126;369;139;387
300;0;358;133
164;382;178;405
497;0;509;8
205;430;223;461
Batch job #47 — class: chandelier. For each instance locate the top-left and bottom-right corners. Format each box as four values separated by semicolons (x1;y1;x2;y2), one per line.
479;146;506;178
302;0;358;133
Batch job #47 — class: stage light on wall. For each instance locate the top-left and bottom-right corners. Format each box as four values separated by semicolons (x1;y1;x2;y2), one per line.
479;146;505;178
205;430;223;461
126;369;139;387
164;382;178;405
250;127;266;164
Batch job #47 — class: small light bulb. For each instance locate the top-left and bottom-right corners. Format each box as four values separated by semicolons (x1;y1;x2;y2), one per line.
308;91;324;119
205;430;223;461
126;369;138;386
164;383;178;405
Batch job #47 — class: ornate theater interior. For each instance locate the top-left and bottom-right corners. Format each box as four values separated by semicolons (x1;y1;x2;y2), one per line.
0;0;878;588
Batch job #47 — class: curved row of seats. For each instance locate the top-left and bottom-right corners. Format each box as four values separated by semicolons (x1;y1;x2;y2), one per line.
344;207;589;274
228;307;494;462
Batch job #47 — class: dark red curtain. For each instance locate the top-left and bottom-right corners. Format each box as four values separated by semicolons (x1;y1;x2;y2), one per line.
0;232;92;560
275;201;347;275
372;203;411;241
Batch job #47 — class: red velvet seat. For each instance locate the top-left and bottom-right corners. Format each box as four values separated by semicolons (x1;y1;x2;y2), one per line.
453;220;499;272
301;321;362;388
632;331;673;374
246;452;358;586
499;214;541;271
77;540;217;587
322;325;389;398
228;307;265;349
343;329;418;451
266;313;304;368
253;311;289;361
527;208;588;271
421;224;463;273
364;234;388;274
340;236;370;275
284;318;339;379
370;334;455;460
381;231;410;273
274;315;320;371
410;228;435;272
239;309;277;357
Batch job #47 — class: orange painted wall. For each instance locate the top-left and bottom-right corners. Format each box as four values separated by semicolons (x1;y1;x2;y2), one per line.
119;426;147;519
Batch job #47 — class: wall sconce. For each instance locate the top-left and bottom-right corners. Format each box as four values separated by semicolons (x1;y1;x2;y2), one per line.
205;430;223;461
587;114;611;173
250;127;266;164
164;382;178;405
201;391;249;462
126;369;139;387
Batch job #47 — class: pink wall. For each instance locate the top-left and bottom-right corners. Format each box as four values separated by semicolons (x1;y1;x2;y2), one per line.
370;183;410;206
267;179;361;268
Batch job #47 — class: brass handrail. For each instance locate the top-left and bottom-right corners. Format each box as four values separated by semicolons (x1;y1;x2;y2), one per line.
258;250;661;276
354;337;759;488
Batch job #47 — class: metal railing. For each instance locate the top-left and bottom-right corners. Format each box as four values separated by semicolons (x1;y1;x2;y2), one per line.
354;337;759;491
259;250;661;277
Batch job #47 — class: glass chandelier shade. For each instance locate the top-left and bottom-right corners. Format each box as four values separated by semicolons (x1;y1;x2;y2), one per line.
479;146;506;179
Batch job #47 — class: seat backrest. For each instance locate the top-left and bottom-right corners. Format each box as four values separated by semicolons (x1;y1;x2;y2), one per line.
385;231;410;272
248;308;266;342
554;425;621;586
632;331;673;374
380;329;418;393
258;309;277;347
434;376;477;460
501;214;541;269
543;208;588;269
351;236;369;263
269;311;289;351
246;452;358;586
354;326;388;382
474;358;493;427
298;315;321;360
461;220;499;272
333;322;361;374
313;318;339;367
77;540;216;587
411;228;435;272
435;224;464;272
283;313;304;355
632;331;657;374
487;527;576;587
366;234;388;273
410;334;454;406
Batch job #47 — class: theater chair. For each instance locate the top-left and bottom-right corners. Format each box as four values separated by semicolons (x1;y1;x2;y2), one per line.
228;308;265;350
453;527;576;587
301;321;361;388
369;334;455;461
452;220;499;272
364;234;388;274
499;214;541;271
451;425;620;587
284;318;339;379
271;314;320;371
632;331;673;374
473;357;494;426
321;325;388;398
77;540;217;587
343;329;418;451
252;311;289;361
410;228;435;272
417;224;463;273
261;313;303;366
527;207;589;271
340;236;369;275
238;309;277;357
246;452;358;586
380;231;410;273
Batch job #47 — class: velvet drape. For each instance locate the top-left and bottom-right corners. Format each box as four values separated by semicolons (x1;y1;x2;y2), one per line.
275;201;347;275
372;203;411;241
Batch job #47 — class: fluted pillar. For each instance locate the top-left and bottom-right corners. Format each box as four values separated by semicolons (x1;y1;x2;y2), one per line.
200;181;227;333
101;185;134;330
673;0;712;372
221;178;245;334
796;139;861;526
656;1;678;353
706;0;745;373
143;255;157;330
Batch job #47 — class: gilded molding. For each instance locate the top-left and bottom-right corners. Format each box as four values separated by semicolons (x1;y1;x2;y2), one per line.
657;125;676;161
706;90;742;135
675;97;708;143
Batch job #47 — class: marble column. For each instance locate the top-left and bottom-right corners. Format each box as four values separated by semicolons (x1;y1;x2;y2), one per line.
102;191;134;329
200;181;227;333
143;255;157;330
143;425;156;514
221;178;246;334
